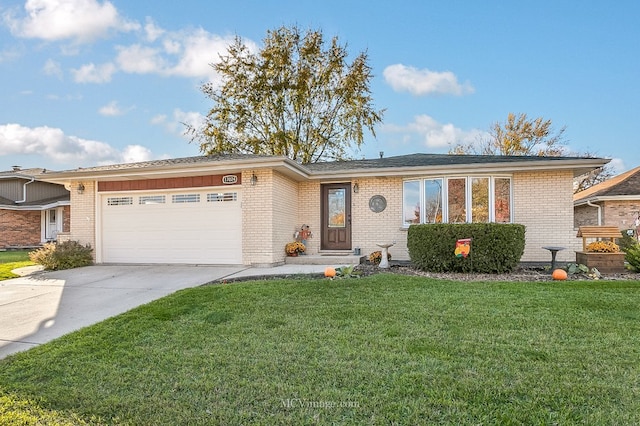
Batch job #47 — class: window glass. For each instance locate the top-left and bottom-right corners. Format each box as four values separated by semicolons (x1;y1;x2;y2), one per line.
328;188;346;228
172;194;200;203
403;180;421;225
424;179;443;223
107;197;133;206
471;178;489;223
447;178;466;223
494;178;512;223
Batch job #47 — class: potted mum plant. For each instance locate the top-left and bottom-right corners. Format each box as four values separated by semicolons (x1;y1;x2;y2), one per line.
285;241;306;256
576;240;625;273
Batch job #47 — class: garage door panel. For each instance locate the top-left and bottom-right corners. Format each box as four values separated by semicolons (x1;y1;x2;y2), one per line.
101;190;242;264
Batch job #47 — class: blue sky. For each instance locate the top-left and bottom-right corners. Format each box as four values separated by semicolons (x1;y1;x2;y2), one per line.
1;0;638;173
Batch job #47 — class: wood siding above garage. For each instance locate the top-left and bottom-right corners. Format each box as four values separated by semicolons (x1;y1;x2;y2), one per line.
97;174;241;192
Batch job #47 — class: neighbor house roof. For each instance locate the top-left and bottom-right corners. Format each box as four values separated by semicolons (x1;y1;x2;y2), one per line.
39;153;610;183
574;165;640;204
0;168;70;210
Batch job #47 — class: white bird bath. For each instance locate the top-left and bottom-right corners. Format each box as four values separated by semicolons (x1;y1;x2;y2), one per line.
376;242;395;269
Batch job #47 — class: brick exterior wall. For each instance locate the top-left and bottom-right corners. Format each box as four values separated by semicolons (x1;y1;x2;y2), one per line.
69;181;96;254
59;167;583;265
574;204;599;228
62;205;71;233
241;169;300;266
0;210;42;248
513;170;579;262
602;200;640;231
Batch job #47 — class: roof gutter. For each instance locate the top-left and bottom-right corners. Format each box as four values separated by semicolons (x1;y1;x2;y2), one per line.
586;200;602;225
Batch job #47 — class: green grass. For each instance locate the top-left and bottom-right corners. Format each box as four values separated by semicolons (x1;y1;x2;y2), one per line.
1;275;640;424
0;250;35;281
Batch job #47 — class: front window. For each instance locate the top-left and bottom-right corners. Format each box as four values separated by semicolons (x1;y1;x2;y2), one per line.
403;176;512;225
424;179;443;223
447;178;466;223
494;178;511;223
471;177;489;223
403;180;421;225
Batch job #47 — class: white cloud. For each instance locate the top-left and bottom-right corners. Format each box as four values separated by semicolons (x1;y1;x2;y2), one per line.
144;17;164;42
116;27;246;81
115;44;165;74
98;100;128;116
71;62;116;83
152;109;204;136
383;64;475;96
383;114;486;149
3;0;139;44
607;157;626;174
121;144;152;163
43;58;63;79
0;123;153;165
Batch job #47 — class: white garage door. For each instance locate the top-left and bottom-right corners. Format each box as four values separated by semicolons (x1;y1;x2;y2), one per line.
100;189;242;264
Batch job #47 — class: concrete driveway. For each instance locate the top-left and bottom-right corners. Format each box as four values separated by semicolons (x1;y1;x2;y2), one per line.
0;265;246;359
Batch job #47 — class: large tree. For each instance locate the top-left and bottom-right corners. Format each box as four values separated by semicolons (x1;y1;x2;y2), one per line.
448;112;612;192
449;112;567;156
188;26;384;163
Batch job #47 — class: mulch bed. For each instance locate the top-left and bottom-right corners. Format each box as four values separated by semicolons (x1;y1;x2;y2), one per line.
355;263;640;282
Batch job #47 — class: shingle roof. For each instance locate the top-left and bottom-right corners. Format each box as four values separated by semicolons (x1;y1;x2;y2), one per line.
0;168;48;178
574;166;640;201
53;154;274;174
303;153;592;172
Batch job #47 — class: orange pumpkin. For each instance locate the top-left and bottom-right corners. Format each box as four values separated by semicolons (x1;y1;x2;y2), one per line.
552;269;568;281
324;267;336;278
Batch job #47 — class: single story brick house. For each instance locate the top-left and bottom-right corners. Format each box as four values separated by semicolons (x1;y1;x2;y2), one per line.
574;165;640;238
41;153;607;266
0;167;70;249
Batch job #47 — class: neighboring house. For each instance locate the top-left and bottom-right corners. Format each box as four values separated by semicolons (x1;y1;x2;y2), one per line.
0;167;71;249
574;165;640;236
41;153;607;266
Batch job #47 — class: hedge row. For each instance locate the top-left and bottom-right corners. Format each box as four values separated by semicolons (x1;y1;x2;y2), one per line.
407;223;526;273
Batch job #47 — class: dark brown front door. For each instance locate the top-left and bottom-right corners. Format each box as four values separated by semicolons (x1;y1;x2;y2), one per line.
321;183;352;250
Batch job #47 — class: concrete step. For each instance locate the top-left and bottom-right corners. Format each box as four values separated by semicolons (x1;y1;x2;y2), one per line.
285;254;365;265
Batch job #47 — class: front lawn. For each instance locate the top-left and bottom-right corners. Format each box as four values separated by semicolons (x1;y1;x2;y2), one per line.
1;275;640;424
0;250;35;281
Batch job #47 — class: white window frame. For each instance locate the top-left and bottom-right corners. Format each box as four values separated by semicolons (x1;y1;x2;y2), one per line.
402;176;513;226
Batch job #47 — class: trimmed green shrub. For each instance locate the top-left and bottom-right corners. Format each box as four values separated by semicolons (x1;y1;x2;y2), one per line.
625;243;640;272
407;223;526;273
29;241;94;271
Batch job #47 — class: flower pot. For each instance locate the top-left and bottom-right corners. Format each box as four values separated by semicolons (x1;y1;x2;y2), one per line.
575;251;625;273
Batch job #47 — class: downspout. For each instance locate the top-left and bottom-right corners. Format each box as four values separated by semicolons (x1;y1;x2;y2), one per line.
15;175;35;204
586;200;602;225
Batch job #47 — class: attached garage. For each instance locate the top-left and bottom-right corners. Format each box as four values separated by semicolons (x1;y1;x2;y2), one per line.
97;178;243;264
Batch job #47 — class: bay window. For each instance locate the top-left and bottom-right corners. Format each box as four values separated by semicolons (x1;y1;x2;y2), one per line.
402;176;512;226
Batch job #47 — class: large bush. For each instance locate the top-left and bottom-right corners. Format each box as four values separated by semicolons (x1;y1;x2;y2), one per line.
407;223;526;273
29;241;94;271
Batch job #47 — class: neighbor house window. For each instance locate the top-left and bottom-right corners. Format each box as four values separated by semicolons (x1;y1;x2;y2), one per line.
403;176;512;226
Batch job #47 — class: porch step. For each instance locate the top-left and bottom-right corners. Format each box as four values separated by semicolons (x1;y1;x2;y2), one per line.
285;254;365;265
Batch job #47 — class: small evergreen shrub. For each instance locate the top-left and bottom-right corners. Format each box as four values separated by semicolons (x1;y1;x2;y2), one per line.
625;243;640;272
618;234;638;252
407;223;525;273
29;241;93;271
